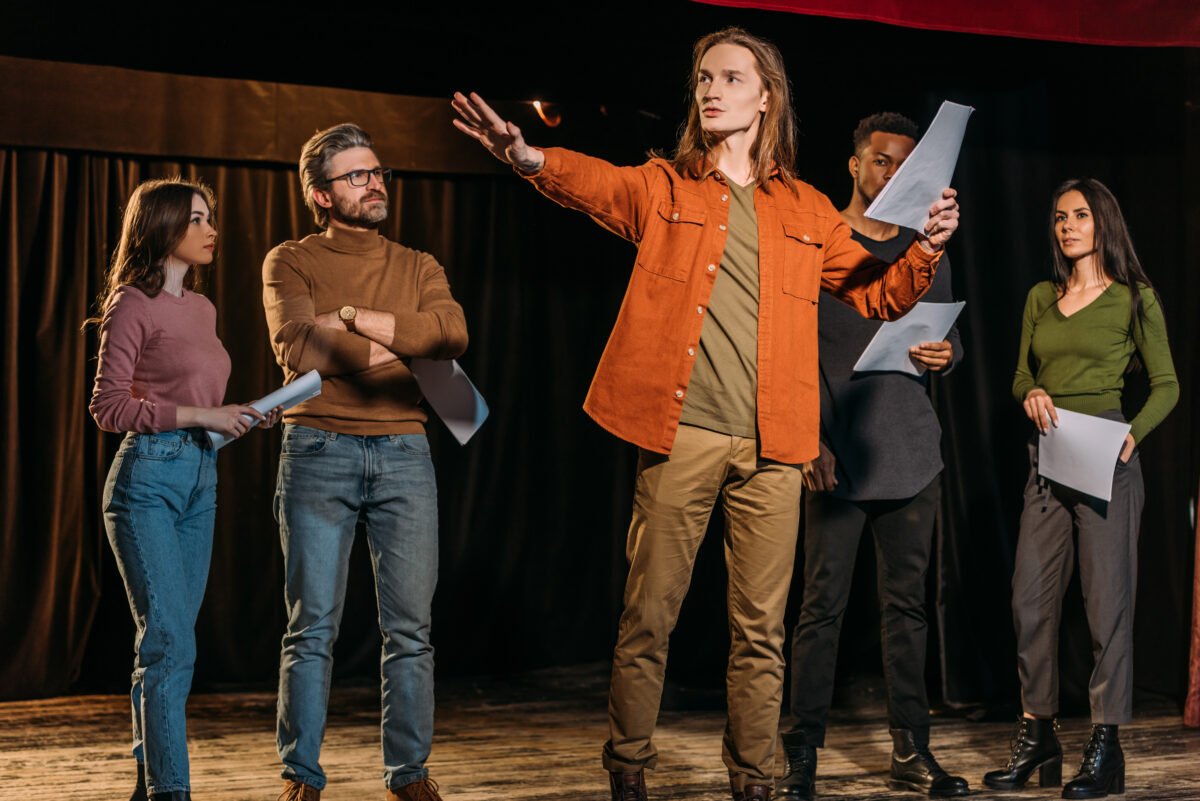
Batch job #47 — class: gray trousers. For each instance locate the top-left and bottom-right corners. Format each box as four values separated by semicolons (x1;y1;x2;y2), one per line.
1012;439;1144;724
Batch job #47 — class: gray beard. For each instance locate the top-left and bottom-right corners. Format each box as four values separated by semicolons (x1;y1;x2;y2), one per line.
331;194;388;228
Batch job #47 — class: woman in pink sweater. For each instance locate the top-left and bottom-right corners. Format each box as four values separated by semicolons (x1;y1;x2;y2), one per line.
88;178;277;801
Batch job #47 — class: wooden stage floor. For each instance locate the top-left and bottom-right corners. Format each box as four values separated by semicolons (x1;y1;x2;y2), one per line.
2;665;1198;800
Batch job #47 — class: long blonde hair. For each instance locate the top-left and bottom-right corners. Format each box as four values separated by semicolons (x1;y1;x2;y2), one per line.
671;27;798;194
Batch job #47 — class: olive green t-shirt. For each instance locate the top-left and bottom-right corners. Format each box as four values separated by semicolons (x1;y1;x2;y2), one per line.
680;178;759;437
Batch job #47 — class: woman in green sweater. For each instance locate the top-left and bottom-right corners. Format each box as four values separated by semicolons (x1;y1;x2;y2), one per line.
984;178;1178;799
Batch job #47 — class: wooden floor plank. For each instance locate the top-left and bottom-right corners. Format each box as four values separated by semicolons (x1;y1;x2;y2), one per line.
2;665;1198;800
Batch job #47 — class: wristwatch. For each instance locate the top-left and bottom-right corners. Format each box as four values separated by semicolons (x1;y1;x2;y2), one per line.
339;305;357;332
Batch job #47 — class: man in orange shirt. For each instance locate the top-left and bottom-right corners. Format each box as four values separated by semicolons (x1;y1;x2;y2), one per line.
453;28;959;801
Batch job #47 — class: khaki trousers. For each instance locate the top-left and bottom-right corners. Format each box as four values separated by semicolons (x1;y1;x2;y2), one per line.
602;424;803;790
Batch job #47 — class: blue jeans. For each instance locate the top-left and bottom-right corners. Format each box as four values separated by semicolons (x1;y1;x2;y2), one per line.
274;424;439;791
102;429;217;795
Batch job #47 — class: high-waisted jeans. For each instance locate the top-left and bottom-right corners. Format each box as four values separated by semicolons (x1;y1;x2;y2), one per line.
103;428;217;795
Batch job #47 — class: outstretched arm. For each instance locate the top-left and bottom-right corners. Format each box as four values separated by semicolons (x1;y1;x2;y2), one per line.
452;91;545;173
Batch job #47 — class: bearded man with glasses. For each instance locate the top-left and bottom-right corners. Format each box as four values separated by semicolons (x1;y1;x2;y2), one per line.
262;122;468;801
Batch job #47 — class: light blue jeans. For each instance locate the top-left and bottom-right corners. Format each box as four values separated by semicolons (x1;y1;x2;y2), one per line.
274;424;439;791
103;429;217;795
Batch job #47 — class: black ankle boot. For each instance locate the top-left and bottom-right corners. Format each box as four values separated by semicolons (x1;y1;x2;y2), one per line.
888;729;970;797
983;717;1063;789
148;793;190;800
1062;725;1124;799
130;762;147;801
776;738;817;801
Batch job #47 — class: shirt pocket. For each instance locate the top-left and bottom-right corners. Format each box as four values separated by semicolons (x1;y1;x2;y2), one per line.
635;196;708;282
780;213;825;301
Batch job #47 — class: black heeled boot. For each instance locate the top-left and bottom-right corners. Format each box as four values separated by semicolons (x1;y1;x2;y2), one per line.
983;717;1063;789
776;737;817;801
149;793;191;800
1062;724;1124;799
130;762;147;801
888;729;970;797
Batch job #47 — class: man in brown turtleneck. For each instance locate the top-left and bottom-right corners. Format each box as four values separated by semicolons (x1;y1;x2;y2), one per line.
262;123;467;801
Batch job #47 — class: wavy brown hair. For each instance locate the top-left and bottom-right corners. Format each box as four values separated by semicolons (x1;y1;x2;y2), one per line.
671;27;798;194
84;178;215;328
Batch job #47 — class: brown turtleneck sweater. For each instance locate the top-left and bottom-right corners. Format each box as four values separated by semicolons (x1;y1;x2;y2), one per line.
262;226;468;435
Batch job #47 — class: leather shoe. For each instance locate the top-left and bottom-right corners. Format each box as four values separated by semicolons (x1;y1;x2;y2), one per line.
278;780;320;801
888;728;970;797
734;783;771;801
1062;725;1124;799
387;777;444;801
776;739;816;800
983;716;1062;789
610;769;648;801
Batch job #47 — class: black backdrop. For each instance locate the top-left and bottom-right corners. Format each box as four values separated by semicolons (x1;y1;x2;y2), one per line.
1;4;1196;716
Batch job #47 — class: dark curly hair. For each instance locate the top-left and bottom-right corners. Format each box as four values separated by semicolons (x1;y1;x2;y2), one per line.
851;112;919;156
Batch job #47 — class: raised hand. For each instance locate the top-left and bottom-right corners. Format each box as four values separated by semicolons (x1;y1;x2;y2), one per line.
920;188;960;252
451;91;545;173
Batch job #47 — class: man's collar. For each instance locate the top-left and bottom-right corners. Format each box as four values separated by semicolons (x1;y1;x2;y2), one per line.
322;225;383;253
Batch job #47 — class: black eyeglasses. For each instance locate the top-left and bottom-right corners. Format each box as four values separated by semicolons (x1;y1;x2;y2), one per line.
322;167;392;187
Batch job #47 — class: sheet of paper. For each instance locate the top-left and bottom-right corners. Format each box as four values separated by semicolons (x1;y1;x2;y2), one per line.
852;301;965;375
865;100;974;231
208;369;322;450
409;358;489;445
1037;408;1131;501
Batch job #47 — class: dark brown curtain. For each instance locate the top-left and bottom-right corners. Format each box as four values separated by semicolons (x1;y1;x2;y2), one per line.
0;147;644;698
2;31;1197;714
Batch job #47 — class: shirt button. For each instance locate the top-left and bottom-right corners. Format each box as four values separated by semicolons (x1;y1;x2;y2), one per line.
721;194;729;201
719;224;727;231
707;264;716;272
675;390;684;399
687;347;695;356
696;305;704;315
672;212;680;220
802;234;811;242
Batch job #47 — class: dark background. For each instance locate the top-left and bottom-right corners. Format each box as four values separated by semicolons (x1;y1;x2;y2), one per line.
1;2;1196;720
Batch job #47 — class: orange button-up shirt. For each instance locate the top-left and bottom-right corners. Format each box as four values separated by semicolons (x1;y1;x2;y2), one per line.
527;147;940;464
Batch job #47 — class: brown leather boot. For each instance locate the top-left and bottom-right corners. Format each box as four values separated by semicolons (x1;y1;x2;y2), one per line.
387;777;444;801
278;780;320;801
734;783;772;801
610;769;648;801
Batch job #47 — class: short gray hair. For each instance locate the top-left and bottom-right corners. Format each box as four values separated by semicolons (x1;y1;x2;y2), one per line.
299;123;375;228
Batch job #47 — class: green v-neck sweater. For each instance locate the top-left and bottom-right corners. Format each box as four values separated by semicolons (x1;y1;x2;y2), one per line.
1012;280;1177;444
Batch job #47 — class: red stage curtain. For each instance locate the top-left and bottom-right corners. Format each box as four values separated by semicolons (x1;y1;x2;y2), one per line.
694;0;1200;46
1187;478;1200;727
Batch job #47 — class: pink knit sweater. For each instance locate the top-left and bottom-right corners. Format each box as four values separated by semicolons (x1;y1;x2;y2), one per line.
90;286;231;433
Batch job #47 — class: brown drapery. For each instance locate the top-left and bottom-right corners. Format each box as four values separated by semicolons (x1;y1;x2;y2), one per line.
2;33;1197;712
0;146;643;698
0;55;521;174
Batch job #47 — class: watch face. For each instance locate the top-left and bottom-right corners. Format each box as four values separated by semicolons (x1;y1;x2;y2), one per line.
340;305;356;321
